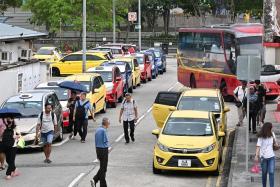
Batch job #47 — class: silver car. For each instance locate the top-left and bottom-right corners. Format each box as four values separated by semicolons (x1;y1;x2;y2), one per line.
1;90;64;148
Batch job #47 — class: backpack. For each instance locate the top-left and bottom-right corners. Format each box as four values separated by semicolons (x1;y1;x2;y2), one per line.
75;100;89;120
40;112;55;128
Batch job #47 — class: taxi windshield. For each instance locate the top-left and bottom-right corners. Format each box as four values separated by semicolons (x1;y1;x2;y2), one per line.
178;96;220;112
94;71;113;82
3;101;42;117
163;118;213;136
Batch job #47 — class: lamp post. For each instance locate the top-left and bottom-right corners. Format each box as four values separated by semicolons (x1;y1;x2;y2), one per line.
138;0;141;51
113;0;116;43
82;0;86;73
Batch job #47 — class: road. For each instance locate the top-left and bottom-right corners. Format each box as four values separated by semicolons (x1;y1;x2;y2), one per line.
0;58;239;187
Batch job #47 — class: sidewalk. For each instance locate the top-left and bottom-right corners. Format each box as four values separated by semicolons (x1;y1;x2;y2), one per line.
228;102;280;187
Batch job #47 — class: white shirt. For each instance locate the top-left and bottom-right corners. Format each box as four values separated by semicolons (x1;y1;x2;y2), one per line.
257;137;275;159
37;112;57;133
233;86;246;101
121;99;137;121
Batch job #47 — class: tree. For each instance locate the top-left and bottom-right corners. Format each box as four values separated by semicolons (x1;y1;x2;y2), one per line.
0;0;22;15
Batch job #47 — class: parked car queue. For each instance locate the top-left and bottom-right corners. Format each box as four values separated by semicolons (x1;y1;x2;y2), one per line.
0;44;167;148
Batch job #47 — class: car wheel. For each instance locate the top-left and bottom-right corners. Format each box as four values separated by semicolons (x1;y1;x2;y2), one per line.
101;100;107;113
118;94;123;103
133;80;136;89
111;95;117;108
266;95;278;101
52;68;60;77
148;73;152;81
128;84;133;93
57;122;64;142
153;161;161;174
212;162;220;176
137;79;141;86
152;72;156;79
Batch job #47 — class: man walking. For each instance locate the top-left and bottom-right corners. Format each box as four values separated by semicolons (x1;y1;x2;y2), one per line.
233;81;247;126
119;93;138;143
35;103;57;163
67;91;79;138
91;117;110;187
73;92;94;143
255;80;266;126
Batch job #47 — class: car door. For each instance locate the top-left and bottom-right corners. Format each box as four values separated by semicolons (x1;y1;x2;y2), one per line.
92;76;104;112
60;54;82;74
152;92;182;128
97;76;106;109
115;67;123;97
211;114;223;156
86;54;106;69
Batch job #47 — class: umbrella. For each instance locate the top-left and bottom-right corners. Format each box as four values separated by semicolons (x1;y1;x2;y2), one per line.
58;81;88;93
0;108;22;118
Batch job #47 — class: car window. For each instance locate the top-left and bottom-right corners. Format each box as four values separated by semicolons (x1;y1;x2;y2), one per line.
178;96;221;112
136;57;144;64
93;77;101;89
87;55;104;61
155;92;181;106
93;71;112;82
63;54;81;61
163;118;213;136
3;101;42;118
37;49;53;55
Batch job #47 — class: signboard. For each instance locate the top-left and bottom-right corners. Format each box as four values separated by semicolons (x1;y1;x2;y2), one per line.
236;56;261;81
128;12;137;22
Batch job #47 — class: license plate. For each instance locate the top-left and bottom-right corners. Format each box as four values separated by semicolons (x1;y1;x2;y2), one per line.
178;159;191;167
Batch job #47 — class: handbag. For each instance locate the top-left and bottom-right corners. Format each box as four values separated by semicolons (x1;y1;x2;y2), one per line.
251;161;260;174
17;137;25;149
272;132;280;151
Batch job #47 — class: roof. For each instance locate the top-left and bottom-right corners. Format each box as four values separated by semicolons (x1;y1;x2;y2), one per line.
64;73;100;81
182;89;219;97
88;66;115;72
170;110;209;119
0;23;47;41
36;80;64;88
39;47;57;50
6;90;52;102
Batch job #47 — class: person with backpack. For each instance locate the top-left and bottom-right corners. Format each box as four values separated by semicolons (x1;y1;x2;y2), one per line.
255;122;278;187
1;117;20;180
35;103;58;163
73;92;95;143
67;91;79;139
243;86;260;134
233;80;247;126
119;93;138;144
255;80;267;126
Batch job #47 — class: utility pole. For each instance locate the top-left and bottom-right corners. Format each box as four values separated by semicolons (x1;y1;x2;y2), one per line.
82;0;86;73
113;0;116;43
138;0;141;51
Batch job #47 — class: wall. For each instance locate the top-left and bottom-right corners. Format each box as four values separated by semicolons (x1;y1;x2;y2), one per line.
0;62;49;104
0;39;32;64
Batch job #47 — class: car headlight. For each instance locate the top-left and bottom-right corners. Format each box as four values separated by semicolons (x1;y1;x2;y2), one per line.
157;142;169;152
201;143;216;153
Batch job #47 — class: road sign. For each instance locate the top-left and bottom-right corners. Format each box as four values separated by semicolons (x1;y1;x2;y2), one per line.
128;12;137;22
237;56;261;81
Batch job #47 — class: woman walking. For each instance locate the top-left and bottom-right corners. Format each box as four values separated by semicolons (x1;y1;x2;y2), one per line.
1;117;20;180
255;122;278;187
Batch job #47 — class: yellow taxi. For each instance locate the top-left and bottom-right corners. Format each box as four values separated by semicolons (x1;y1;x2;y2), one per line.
114;56;141;89
33;47;62;63
64;73;107;114
51;51;108;76
152;88;230;138
152;110;224;175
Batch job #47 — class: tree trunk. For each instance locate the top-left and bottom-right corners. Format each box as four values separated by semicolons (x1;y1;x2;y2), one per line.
163;8;170;35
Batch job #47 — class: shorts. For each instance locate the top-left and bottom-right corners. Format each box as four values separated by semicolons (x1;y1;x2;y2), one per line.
41;131;54;145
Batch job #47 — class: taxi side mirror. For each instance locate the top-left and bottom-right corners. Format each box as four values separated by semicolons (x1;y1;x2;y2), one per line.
224;107;230;113
218;131;225;137
152;129;160;138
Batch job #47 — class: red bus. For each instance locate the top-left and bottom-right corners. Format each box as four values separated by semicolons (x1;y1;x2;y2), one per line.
177;24;271;100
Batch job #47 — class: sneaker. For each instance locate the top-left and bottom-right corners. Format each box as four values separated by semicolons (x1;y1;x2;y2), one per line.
5;175;12;180
131;138;135;142
81;140;86;143
11;169;20;177
44;159;48;163
125;141;129;144
90;179;97;187
253;131;257;134
46;159;52;164
69;133;73;139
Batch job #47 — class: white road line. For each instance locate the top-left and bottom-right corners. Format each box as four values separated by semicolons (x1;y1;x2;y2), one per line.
115;133;124;142
68;173;86;187
53;136;70;147
167;82;179;91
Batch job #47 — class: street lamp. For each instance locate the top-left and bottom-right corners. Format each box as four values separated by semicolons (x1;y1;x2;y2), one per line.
138;0;141;51
82;0;86;73
113;0;116;43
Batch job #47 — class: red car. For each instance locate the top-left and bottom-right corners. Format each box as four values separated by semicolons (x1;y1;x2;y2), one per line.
135;53;152;83
87;66;124;107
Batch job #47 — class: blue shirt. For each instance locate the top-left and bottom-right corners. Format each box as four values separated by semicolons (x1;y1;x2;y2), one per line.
95;126;109;148
75;99;91;119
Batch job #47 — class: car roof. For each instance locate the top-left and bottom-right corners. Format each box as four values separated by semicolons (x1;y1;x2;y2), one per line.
182;89;219;97
114;57;134;62
98;46;122;50
66;51;105;56
36;80;64;88
6;90;53;102
170;110;210;119
103;62;126;72
88;66;115;72
65;73;100;81
39;47;56;50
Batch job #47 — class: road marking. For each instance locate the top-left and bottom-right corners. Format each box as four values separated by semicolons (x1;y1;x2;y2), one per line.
216;129;235;187
53;136;70;147
68;173;86;187
206;177;212;187
167;82;179;91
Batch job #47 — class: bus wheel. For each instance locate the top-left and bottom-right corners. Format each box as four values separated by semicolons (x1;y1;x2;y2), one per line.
190;75;196;88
